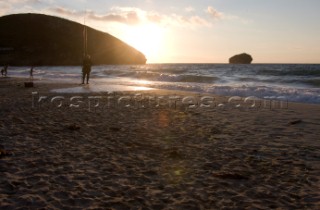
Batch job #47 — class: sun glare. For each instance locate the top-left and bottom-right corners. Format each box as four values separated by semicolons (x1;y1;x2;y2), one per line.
125;24;165;63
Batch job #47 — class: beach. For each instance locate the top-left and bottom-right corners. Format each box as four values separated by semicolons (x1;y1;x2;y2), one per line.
1;77;319;209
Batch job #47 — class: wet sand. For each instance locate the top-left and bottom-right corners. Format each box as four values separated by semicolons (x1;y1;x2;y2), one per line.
1;77;319;209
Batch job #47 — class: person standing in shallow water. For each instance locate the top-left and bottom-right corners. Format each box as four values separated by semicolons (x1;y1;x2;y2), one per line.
30;66;34;79
82;55;92;84
2;65;8;77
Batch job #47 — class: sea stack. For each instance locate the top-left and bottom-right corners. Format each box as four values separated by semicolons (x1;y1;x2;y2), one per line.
0;13;147;65
229;53;253;64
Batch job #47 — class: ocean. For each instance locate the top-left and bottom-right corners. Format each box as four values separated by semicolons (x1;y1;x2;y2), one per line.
7;64;320;104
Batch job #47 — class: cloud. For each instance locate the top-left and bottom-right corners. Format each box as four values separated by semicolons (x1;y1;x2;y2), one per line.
0;2;11;16
1;1;218;28
189;16;209;25
146;12;163;24
0;0;49;16
207;6;223;19
185;6;195;12
169;14;210;27
1;1;247;28
49;7;142;25
3;2;249;29
7;0;42;4
206;6;250;24
50;7;139;25
47;6;211;28
49;7;81;16
88;11;141;25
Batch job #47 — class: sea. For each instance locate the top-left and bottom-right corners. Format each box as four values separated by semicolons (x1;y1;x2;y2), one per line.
7;64;320;104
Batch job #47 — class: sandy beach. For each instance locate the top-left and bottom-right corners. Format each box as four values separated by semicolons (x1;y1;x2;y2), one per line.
0;77;319;209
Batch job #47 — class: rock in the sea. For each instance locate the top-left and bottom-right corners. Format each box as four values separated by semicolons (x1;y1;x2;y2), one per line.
229;53;253;64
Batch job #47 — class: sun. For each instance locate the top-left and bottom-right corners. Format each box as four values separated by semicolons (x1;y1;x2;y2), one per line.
124;24;165;63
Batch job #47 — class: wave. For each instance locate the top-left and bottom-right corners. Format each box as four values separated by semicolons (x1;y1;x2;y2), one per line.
237;77;320;87
103;70;218;83
303;79;320;87
6;64;320;104
257;65;320;76
127;64;191;74
146;83;320;104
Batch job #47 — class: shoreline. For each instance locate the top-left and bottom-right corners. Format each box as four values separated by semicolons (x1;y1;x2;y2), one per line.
3;76;320;105
1;77;320;209
4;63;320;105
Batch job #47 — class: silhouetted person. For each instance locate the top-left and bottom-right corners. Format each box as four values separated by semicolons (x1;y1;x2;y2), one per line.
3;65;8;77
82;55;92;84
1;67;4;77
30;66;34;79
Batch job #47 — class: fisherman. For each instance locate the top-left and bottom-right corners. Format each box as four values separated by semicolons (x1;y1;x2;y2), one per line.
3;65;8;77
82;55;92;84
30;66;34;79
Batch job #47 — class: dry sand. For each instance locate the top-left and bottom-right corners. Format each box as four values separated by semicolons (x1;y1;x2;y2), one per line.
0;77;319;209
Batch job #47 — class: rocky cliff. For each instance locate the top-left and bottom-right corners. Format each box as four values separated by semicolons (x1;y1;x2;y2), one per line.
0;13;147;66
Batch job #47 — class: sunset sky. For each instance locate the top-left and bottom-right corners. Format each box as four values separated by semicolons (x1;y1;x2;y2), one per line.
1;0;320;63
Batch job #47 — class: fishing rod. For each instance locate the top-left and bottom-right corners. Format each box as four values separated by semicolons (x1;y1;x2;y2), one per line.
83;16;87;57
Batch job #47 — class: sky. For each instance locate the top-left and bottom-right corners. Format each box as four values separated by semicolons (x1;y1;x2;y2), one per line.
1;0;320;64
